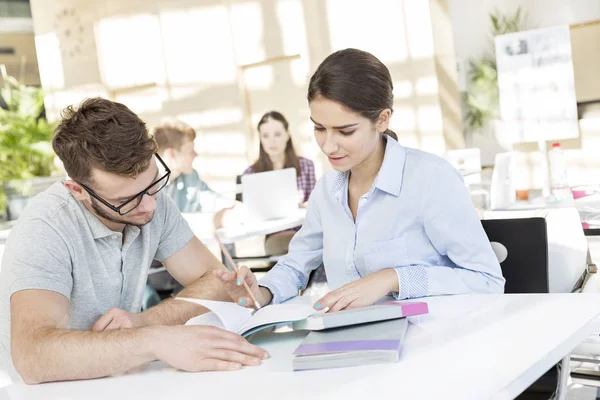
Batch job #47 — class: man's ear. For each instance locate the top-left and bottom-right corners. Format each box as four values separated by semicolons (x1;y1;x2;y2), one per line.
165;148;176;158
64;180;89;202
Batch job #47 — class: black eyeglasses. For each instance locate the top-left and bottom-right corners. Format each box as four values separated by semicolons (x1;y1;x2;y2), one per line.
79;154;171;215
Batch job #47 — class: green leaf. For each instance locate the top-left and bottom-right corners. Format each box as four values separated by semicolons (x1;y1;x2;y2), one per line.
0;74;55;212
463;7;529;132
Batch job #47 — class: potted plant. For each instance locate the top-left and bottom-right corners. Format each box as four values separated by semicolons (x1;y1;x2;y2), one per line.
0;73;59;221
462;8;529;132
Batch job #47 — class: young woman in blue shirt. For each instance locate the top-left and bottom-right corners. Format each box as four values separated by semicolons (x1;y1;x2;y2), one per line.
215;48;505;312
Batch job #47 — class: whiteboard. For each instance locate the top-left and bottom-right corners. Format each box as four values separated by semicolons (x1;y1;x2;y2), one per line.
495;26;579;144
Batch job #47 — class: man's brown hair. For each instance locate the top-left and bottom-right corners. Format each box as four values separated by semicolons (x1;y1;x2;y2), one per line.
153;120;197;153
52;97;158;184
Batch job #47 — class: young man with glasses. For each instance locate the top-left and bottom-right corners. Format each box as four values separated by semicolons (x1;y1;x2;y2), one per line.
0;98;268;384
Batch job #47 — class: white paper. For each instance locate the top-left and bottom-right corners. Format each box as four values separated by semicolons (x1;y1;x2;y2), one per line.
238;303;316;334
180;298;252;333
179;298;315;335
185;311;227;330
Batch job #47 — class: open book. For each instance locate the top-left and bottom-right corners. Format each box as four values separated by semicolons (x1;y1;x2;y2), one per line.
179;298;428;337
179;298;317;337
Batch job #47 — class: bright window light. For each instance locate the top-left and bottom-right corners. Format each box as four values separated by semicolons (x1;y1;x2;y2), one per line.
244;65;273;90
393;80;413;99
326;0;408;63
160;6;236;85
390;105;416;131
230;2;264;65
34;32;64;89
95;14;165;89
416;76;439;95
177;108;244;129
417;105;443;132
404;0;434;59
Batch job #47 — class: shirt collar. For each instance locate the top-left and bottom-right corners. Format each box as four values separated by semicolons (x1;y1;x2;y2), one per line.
330;135;407;199
374;135;406;197
69;189;121;240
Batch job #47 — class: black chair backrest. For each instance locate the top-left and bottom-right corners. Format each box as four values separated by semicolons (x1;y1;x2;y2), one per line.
236;175;243;202
481;217;549;294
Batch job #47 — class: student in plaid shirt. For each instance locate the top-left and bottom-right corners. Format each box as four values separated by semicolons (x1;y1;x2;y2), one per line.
243;111;317;255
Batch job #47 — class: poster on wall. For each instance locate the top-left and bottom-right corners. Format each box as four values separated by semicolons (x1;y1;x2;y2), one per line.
495;25;579;144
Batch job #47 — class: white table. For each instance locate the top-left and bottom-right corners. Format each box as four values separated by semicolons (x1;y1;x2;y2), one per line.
2;293;600;400
183;209;306;245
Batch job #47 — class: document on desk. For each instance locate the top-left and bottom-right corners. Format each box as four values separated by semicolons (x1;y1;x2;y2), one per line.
179;298;317;337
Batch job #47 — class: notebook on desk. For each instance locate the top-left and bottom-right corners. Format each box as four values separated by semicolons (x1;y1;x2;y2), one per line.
293;318;410;371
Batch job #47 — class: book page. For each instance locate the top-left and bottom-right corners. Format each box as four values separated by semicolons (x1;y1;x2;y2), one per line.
185;311;227;330
239;303;316;335
178;298;252;333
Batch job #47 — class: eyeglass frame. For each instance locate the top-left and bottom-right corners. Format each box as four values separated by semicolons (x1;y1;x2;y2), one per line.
77;153;171;216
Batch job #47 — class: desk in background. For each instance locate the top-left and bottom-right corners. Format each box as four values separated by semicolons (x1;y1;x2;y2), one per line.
182;209;306;246
2;293;600;400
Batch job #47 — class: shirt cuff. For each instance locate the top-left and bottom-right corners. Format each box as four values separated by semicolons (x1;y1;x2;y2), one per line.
258;264;305;304
393;265;428;300
258;282;280;305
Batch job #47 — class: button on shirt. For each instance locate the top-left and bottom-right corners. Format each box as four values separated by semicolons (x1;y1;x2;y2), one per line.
259;136;505;304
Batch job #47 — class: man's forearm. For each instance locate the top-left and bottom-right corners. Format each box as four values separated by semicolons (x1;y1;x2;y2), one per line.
13;325;160;384
140;273;230;326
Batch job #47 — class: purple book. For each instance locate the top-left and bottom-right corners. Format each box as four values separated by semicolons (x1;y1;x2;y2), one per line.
292;317;410;371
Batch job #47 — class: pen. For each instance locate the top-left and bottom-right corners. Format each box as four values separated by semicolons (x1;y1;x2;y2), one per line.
213;232;262;310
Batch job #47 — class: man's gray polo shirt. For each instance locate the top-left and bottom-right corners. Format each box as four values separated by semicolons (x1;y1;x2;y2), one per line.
0;182;194;381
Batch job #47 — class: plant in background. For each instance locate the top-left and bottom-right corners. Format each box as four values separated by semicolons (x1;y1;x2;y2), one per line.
462;7;529;131
0;74;56;213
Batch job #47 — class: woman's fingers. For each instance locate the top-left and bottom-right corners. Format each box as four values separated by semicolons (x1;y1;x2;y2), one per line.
236;266;251;286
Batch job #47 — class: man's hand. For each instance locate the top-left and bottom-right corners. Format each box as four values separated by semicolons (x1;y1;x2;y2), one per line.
92;308;145;332
314;269;399;313
151;325;269;372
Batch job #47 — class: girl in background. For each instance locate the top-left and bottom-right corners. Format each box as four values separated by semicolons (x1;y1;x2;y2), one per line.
243;111;317;256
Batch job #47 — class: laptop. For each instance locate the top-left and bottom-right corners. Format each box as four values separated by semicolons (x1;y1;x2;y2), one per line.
241;168;299;221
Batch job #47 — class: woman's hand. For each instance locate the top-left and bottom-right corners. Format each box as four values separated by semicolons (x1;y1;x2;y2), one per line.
213;266;273;308
314;269;399;312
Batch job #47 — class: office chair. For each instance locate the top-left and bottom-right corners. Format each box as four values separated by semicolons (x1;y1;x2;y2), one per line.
235;174;243;202
482;217;557;399
483;214;598;399
482;217;549;293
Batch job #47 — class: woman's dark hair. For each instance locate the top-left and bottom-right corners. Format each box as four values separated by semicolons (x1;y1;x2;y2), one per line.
307;48;397;141
251;111;301;174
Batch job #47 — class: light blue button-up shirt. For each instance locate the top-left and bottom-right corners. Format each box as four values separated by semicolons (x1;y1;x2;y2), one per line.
259;136;505;304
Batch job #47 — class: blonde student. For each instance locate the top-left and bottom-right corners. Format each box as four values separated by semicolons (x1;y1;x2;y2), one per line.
215;48;505;312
